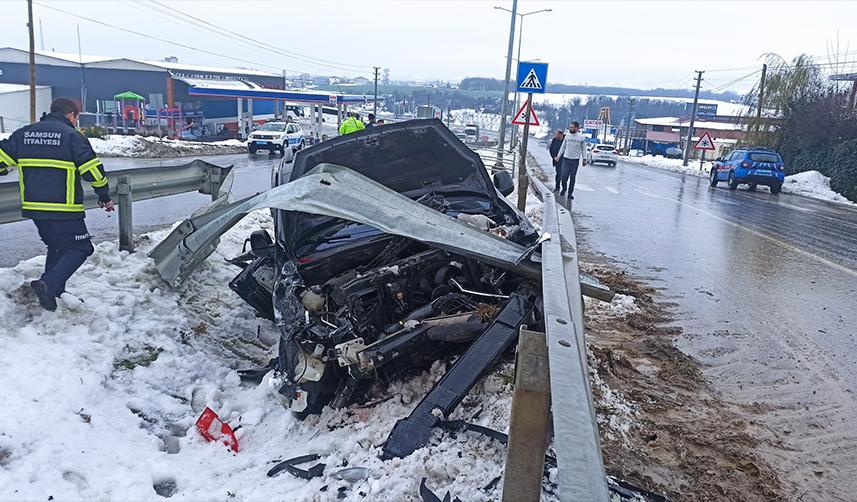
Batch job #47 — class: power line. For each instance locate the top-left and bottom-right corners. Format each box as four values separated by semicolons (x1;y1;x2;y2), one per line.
706;69;763;93
34;2;284;72
146;0;371;74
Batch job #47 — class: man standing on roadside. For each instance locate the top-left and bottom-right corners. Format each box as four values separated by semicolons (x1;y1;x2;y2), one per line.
0;98;114;311
554;121;587;198
548;129;565;189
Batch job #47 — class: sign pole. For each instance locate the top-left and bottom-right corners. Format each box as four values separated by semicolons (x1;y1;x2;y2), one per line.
700;149;705;171
517;93;533;211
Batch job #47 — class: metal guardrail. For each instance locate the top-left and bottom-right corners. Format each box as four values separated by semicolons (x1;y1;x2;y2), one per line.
502;157;610;501
0;159;233;252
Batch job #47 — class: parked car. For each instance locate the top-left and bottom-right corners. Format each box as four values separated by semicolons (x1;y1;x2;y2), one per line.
248;121;306;157
709;147;785;193
591;144;619;167
665;146;683;159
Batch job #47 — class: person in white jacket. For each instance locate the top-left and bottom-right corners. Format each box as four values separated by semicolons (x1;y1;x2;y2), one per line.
554;121;588;198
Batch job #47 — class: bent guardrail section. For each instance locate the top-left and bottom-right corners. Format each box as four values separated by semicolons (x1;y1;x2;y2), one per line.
0;159;233;251
504;158;610;501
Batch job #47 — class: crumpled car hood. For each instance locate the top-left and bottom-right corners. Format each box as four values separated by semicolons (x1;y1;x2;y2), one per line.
149;164;539;287
281;119;529;255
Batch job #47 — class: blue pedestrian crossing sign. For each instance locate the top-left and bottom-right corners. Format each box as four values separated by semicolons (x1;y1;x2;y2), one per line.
517;61;549;94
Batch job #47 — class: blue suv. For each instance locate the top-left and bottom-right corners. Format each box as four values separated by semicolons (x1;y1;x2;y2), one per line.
709;148;785;194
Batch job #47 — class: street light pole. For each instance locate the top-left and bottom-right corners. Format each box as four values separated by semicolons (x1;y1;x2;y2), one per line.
496;0;518;165
494;7;552;154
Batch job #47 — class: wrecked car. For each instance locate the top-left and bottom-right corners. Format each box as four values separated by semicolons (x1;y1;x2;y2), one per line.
225;120;542;422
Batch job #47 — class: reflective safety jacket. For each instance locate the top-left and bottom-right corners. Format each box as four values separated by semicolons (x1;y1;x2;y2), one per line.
338;116;366;135
0;113;110;219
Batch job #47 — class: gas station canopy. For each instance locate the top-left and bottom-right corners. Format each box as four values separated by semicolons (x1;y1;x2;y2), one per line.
174;75;380;104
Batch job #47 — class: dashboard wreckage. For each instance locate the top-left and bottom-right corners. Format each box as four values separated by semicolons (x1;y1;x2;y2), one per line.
151;120;604;462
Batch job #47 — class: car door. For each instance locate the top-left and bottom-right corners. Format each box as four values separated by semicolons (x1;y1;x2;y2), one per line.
718;151;738;178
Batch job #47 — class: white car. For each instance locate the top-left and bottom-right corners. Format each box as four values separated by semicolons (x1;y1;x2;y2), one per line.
248;122;306;158
591;144;619;167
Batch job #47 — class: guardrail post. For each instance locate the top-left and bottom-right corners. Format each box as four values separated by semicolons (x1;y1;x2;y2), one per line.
503;328;551;502
206;165;221;202
117;176;134;252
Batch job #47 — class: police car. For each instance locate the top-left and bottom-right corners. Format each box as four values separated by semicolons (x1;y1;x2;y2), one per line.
248;121;305;157
709;147;785;194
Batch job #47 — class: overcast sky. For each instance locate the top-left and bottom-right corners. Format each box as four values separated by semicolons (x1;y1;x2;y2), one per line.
2;0;856;93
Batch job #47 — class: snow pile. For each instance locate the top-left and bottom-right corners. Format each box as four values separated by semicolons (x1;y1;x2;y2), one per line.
89;135;247;158
621;154;710;178
587;348;638;444
0;211;531;501
587;294;640;317
782;170;854;205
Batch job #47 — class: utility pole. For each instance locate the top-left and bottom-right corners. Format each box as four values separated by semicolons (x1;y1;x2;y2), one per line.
27;0;36;123
625;99;635;152
497;0;518;164
510;15;524;153
373;66;380;118
755;63;767;136
77;24;86;112
682;70;704;167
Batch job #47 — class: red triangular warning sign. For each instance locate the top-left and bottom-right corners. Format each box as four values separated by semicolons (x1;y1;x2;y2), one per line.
693;131;716;151
511;100;540;126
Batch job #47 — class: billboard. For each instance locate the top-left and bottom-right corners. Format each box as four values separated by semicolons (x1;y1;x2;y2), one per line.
685;102;718;118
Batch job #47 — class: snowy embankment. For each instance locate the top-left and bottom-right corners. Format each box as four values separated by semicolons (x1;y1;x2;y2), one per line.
622;154;710;178
0;132;247;158
90;135;247;158
780;170;855;205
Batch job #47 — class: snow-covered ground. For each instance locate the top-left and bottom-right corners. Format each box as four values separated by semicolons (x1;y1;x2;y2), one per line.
90;135;247;158
0;132;247;158
621;154;710;178
781;170;855;205
0;211;528;501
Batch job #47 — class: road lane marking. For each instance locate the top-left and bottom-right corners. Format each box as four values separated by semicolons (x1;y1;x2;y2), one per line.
627;181;857;279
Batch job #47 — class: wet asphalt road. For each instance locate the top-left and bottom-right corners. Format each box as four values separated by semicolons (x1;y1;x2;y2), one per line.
532;147;857;499
0;152;286;267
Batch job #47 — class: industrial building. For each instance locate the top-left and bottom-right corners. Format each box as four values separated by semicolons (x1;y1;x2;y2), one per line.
0;48;377;139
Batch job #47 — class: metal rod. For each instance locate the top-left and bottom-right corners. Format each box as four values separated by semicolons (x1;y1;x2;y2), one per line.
27;0;36;124
117;177;133;252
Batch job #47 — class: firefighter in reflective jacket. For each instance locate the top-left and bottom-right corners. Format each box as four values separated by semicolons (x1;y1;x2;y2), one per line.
0;98;114;311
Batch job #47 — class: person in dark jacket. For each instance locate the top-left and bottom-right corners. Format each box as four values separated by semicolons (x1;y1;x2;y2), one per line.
549;129;565;189
0;98;114;311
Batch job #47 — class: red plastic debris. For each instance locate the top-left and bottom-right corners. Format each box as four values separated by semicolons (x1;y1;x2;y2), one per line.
195;407;240;452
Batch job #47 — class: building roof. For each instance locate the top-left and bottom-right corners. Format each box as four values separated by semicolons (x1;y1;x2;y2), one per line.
0;47;279;78
183;81;380;104
0;83;50;94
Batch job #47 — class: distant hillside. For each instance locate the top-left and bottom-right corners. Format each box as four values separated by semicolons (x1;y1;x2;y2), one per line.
459;77;742;102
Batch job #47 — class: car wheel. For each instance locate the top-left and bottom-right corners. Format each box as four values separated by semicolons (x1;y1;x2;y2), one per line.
248;146;257;155
770;183;782;194
709;169;719;187
747;183;757;192
728;172;739;190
